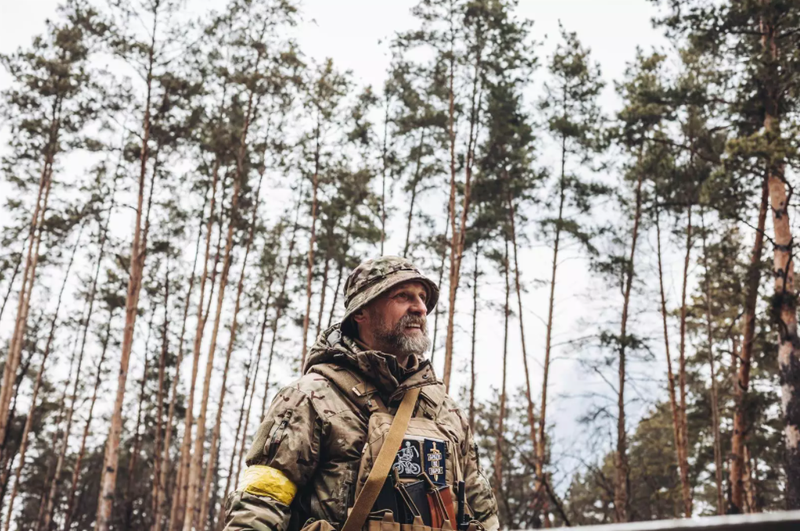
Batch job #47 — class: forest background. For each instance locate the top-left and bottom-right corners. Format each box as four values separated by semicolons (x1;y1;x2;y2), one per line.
1;0;798;529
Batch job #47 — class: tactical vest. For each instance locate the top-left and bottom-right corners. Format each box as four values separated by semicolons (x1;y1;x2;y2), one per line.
308;363;478;531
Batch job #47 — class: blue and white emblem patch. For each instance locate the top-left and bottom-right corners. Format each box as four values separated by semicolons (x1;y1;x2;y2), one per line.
392;437;447;486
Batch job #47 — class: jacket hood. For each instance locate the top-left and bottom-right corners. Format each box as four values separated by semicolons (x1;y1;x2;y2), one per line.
304;324;437;402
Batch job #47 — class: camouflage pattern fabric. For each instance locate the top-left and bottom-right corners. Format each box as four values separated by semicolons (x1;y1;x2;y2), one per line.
223;326;498;531
341;256;439;331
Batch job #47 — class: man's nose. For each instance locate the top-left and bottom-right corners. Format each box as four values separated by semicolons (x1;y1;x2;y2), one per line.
409;295;427;315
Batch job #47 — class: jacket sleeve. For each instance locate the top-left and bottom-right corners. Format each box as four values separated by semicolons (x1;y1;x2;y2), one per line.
224;385;322;531
461;419;499;531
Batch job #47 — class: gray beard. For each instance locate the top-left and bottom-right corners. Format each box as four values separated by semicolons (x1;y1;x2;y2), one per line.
371;312;431;359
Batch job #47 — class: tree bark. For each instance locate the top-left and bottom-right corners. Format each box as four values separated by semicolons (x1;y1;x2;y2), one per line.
614;164;644;523
95;7;159;527
730;175;768;514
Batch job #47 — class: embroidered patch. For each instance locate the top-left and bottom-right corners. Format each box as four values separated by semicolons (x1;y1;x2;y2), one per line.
392;437;447;486
393;439;423;476
423;438;447;486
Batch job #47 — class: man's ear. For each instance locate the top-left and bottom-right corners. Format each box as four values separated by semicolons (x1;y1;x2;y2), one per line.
352;308;367;324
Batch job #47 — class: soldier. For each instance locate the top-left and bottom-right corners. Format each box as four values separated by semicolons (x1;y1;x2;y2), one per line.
224;256;499;531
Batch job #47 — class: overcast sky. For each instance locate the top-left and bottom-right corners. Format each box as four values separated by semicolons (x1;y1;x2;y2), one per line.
1;0;675;488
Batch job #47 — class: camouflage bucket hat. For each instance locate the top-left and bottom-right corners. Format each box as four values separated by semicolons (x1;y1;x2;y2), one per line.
341;256;439;331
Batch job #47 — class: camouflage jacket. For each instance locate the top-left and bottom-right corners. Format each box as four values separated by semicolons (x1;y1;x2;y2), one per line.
223;326;499;531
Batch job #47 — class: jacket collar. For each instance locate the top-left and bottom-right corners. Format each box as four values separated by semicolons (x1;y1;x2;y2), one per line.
305;325;439;403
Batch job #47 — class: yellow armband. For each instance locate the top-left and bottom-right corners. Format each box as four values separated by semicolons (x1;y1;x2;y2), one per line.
238;465;297;505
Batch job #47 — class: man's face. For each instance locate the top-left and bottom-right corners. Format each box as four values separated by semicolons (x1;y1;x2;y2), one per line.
355;280;431;359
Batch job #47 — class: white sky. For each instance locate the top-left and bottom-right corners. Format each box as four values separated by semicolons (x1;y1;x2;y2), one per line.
1;0;679;494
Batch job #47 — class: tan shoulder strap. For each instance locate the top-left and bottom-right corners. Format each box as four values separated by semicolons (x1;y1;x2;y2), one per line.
309;363;388;414
341;387;420;531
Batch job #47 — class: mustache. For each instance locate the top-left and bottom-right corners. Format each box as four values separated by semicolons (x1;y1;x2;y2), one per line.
397;313;427;332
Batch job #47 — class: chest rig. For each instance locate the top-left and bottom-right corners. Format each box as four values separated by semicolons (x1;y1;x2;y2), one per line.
309;363;477;531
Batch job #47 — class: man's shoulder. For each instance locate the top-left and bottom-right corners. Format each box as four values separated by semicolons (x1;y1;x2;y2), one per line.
419;381;469;428
271;370;359;421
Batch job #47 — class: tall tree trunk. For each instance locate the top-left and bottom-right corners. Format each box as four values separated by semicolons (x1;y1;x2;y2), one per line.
0;252;23;325
655;202;688;515
151;266;171;530
235;276;274;485
608;149;649;526
442;38;483;392
95;7;159;526
184;58;261;530
58;146;129;531
35;329;80;531
537;139;568;527
700;210;725;515
508;193;543;523
61;307;115;531
493;238;510;497
327;209;354;329
730;175;769;514
0;149;56;456
221;360;253;529
380;99;389;255
155;186;209;531
0;94;62;454
468;242;480;430
613;165;645;523
0;220;84;531
260;197;302;422
300;123;321;370
48;178;149;530
315;250;331;338
43;154;123;531
430;204;451;366
183;173;241;531
124;334;152;530
197;159;265;529
402;129;426;258
759;17;800;507
677;204;694;516
171;159;223;531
